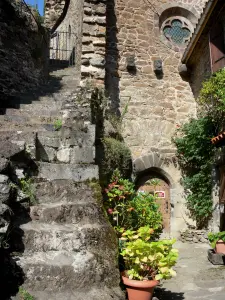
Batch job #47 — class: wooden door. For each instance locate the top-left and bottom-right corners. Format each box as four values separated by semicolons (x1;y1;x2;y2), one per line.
138;178;171;233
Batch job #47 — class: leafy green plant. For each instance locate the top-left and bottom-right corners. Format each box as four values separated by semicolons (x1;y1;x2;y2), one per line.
19;287;34;300
173;117;216;228
20;178;36;205
53;119;62;131
101;138;132;183
208;231;225;249
129;192;163;238
120;226;178;281
198;68;225;131
104;170;163;238
104;169;135;231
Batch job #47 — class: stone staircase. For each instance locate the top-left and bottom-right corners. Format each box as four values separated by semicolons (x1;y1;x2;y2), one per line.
1;68;124;299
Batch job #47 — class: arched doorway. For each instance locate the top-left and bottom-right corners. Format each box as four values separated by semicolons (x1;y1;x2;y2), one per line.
136;173;171;233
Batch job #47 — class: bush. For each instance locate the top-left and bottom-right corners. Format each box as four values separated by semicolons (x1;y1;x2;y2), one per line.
173;117;216;228
101;138;132;184
104;170;163;238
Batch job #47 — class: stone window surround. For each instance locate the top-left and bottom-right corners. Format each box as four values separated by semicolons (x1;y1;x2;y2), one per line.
153;3;199;53
161;16;194;47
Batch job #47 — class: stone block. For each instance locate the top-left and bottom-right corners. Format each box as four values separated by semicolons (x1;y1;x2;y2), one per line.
38;162;99;181
37;132;60;148
70;146;95;164
37;146;56;162
0;157;8;172
34;181;98;204
208;249;225;265
30;202;106;225
56;148;70;163
0;175;10;204
90;57;105;67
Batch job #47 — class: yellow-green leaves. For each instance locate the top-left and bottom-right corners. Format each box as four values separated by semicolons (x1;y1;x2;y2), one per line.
120;226;179;281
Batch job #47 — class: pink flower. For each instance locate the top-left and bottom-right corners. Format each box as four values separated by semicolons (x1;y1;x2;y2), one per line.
108;208;114;215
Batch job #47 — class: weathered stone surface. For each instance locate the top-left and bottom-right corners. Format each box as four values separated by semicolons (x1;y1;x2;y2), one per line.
0;157;9;172
34;180;97;204
0;175;10;204
18;250;120;292
0;0;48;100
0;140;23;159
38;162;99;181
30;202;106;225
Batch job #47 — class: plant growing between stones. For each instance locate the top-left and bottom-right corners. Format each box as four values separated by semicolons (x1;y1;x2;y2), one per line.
19;287;34;300
19;178;36;205
53;119;62;131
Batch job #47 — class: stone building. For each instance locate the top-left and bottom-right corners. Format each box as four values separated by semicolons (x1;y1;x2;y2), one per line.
44;0;209;236
183;0;225;232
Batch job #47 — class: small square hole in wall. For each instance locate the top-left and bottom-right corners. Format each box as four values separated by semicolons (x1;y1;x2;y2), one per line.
126;56;137;74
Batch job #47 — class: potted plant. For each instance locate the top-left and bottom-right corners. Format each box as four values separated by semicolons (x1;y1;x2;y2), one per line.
120;226;179;300
208;231;225;254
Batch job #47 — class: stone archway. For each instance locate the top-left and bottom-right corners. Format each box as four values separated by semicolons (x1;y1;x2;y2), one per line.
137;173;171;233
133;152;177;235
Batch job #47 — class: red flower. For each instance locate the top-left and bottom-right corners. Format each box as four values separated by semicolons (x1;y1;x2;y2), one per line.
108;208;114;215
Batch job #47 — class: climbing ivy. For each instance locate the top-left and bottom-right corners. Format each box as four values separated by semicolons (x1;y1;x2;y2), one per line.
173;117;216;229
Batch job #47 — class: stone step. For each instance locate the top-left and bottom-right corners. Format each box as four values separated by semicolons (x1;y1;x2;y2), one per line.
1;114;59;125
19;286;124;300
17;250;119;292
5;108;60;118
13;222;116;255
29;201;106;225
38;162;99;181
33;180;99;204
0;122;55;132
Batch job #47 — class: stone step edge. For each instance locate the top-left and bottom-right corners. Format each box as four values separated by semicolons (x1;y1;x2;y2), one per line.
19;221;107;232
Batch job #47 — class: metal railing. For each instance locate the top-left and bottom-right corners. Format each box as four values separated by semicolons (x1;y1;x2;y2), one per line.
49;31;76;68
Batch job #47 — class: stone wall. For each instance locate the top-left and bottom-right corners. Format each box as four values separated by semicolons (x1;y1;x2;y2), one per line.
0;0;49;103
81;0;106;85
180;229;209;244
105;0;207;159
103;0;207;235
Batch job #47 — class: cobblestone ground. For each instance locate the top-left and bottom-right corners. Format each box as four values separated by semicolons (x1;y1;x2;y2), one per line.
154;242;225;300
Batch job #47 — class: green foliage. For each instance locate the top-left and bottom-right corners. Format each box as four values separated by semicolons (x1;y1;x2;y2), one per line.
101;138;132;183
104;170;163;238
198;68;225;130
19;287;34;300
208;231;225;249
120;226;178;281
129;192;163;238
173;117;216;228
53;119;62;131
20;178;36;205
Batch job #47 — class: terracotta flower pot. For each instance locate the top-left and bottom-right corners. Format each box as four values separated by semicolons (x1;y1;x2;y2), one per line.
215;240;225;254
122;275;159;300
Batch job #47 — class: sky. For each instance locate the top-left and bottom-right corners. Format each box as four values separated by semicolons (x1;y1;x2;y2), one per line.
25;0;44;16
